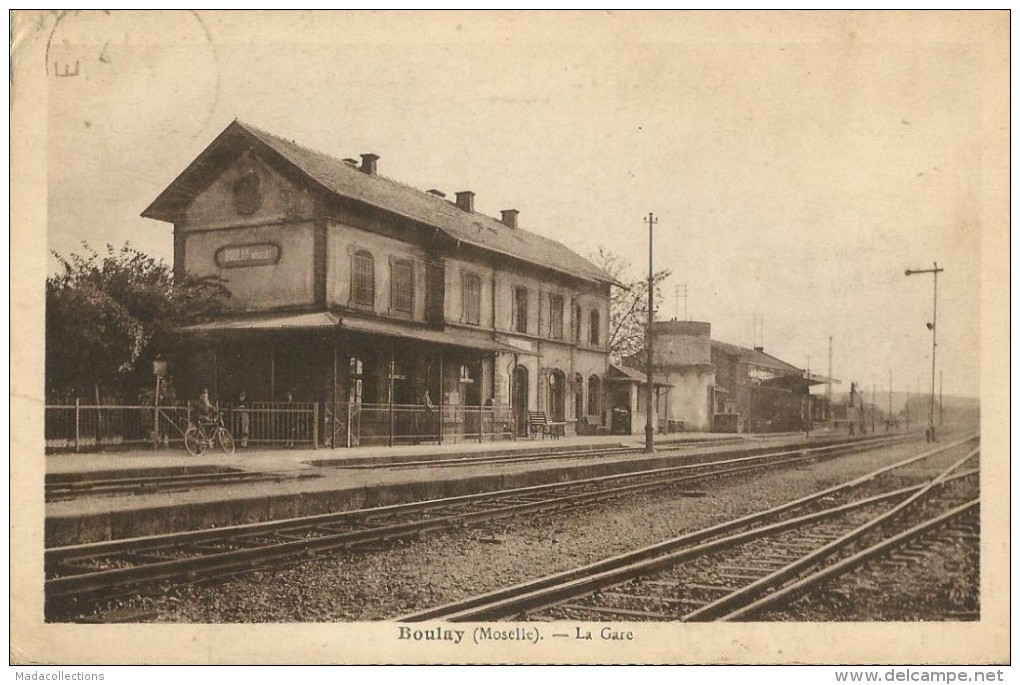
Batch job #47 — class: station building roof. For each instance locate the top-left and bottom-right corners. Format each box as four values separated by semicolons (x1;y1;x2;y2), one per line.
143;120;620;288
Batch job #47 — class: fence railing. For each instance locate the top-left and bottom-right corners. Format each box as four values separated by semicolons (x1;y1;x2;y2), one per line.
44;401;514;453
45;403;192;453
335;403;516;448
218;402;318;449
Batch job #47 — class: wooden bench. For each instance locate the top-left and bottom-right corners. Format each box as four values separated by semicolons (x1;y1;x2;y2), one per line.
528;411;566;439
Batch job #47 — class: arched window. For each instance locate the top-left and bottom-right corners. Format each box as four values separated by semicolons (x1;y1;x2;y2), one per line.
589;308;600;346
352;251;375;306
587;375;601;417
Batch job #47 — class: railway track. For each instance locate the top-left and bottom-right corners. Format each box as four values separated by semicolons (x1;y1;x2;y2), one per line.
45;470;322;502
46;433;912;618
308;436;748;470
397;434;978;622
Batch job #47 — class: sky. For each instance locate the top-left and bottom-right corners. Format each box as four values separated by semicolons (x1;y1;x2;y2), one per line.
35;10;1007;401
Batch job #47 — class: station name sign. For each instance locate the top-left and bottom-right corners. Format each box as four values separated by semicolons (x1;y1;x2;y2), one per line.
215;242;281;268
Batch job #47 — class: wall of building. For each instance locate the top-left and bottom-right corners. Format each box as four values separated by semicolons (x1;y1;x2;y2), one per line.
325;221;429;322
443;256;496;330
652;320;712;366
178;150;321;311
183;150;318;228
648;321;715;432
660;365;715;431
183;222;316;311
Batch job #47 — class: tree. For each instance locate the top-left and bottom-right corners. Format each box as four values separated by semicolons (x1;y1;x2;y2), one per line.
46;243;230;402
591;246;672;363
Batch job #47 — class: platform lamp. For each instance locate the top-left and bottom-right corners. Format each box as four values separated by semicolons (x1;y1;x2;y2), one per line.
152;355;168;450
904;262;943;442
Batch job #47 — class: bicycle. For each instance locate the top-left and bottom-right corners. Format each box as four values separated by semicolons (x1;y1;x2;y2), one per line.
184;414;236;455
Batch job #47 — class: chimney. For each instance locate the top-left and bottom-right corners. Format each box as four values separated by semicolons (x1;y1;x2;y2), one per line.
427;189;447;198
342;158;359;166
500;209;519;229
359;153;379;175
454;191;475;212
754;346;764;353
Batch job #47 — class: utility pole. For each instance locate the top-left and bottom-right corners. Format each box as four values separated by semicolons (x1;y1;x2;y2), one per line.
904;262;944;442
645;212;657;454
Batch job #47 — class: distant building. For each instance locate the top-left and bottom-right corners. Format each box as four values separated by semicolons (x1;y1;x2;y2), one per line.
626;321;836;434
143;121;619;444
711;340;833;433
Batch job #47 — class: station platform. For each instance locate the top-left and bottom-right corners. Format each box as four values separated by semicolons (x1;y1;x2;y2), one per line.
45;431;822;547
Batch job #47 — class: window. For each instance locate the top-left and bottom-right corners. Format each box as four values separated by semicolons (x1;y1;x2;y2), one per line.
462;272;481;325
352;251;375;307
573;373;584;419
573;303;583;342
589;308;601;346
549;294;564;340
514;287;529;334
587;375;601;417
391;259;414;314
348;357;364;404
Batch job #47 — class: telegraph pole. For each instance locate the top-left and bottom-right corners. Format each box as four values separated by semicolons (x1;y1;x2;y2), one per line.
645;212;657;454
904;262;944;441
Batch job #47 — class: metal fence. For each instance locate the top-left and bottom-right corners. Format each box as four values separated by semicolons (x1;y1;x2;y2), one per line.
44;401;513;452
331;403;516;448
45;403;192;453
218;402;318;449
45;401;318;453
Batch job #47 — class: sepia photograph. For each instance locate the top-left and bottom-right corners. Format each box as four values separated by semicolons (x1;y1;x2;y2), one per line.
10;9;1010;666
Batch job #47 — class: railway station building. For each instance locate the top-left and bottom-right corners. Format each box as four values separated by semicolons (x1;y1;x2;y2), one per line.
143;121;619;446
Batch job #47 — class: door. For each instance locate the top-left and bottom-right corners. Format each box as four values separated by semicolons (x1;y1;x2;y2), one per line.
547;369;565;422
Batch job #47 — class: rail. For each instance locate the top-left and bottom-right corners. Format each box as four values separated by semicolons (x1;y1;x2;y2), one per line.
45;433;914;616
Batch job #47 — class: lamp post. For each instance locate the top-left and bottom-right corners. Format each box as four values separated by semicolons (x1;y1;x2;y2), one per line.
904;262;943;442
645;212;657;454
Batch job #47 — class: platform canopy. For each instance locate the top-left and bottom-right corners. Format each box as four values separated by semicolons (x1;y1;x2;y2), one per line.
182;311;520;354
759;371;840;392
607;362;672;387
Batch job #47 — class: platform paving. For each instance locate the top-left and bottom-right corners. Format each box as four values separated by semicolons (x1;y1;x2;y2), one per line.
45;431;823;547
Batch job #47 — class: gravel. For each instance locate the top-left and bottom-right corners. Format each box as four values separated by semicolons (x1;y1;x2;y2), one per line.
77;436;977;622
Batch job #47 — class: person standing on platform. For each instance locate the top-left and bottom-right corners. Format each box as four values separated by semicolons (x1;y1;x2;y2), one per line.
237;391;250;448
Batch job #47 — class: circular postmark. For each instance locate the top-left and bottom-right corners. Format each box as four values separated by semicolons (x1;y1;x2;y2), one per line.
45;10;220;140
